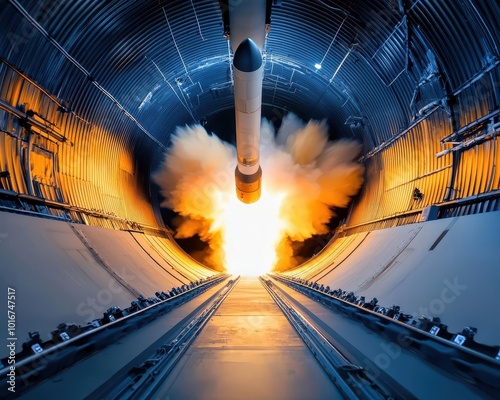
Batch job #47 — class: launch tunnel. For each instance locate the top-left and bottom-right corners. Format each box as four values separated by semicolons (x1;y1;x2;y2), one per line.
0;0;500;398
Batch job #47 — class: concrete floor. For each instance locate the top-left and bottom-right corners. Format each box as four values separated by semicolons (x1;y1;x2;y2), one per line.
152;277;342;400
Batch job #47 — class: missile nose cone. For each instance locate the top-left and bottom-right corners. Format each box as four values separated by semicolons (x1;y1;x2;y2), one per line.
233;38;262;72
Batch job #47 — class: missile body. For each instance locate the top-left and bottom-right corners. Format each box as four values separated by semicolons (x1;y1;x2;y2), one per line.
228;0;266;204
233;38;263;204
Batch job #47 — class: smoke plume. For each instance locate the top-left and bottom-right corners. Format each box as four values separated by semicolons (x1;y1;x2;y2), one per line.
154;113;364;273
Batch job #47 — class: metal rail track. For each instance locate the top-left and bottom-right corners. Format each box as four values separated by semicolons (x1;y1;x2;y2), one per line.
0;275;228;398
272;274;500;397
94;276;240;400
259;276;407;400
97;275;398;400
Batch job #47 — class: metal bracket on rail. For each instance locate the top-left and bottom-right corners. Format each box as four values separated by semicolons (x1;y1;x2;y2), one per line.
272;274;500;396
0;274;229;397
260;276;400;400
99;276;240;400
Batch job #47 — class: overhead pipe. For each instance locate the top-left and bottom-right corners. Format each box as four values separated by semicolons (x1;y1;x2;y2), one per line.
436;119;499;158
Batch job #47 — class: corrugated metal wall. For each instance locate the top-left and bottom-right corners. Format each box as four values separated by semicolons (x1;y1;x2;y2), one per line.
348;109;455;228
0;61;158;227
0;0;498;241
345;0;499;231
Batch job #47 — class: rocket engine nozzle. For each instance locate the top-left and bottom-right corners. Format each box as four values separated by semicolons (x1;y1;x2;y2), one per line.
235;165;262;204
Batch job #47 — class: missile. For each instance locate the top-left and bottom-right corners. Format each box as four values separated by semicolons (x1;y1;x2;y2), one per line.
228;0;267;204
233;38;263;204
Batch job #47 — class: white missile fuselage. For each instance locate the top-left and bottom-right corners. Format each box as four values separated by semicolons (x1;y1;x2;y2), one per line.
233;38;263;203
229;0;267;204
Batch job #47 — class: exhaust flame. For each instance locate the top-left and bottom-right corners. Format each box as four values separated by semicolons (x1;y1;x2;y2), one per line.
154;113;364;276
213;190;286;276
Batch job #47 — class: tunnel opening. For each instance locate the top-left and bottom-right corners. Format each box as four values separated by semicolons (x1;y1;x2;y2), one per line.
152;106;364;274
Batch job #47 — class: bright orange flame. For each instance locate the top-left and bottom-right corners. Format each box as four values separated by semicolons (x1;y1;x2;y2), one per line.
154;119;365;275
211;188;285;276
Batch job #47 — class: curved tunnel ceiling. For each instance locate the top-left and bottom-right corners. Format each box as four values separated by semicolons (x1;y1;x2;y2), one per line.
0;0;499;230
2;1;496;146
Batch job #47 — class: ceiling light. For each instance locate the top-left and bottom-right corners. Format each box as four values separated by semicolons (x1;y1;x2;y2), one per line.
314;63;322;70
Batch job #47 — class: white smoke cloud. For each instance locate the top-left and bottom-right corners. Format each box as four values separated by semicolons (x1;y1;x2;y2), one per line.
154;113;364;272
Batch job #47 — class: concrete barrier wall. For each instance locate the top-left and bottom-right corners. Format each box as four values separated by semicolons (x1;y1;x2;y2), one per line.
0;212;215;357
286;211;500;345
